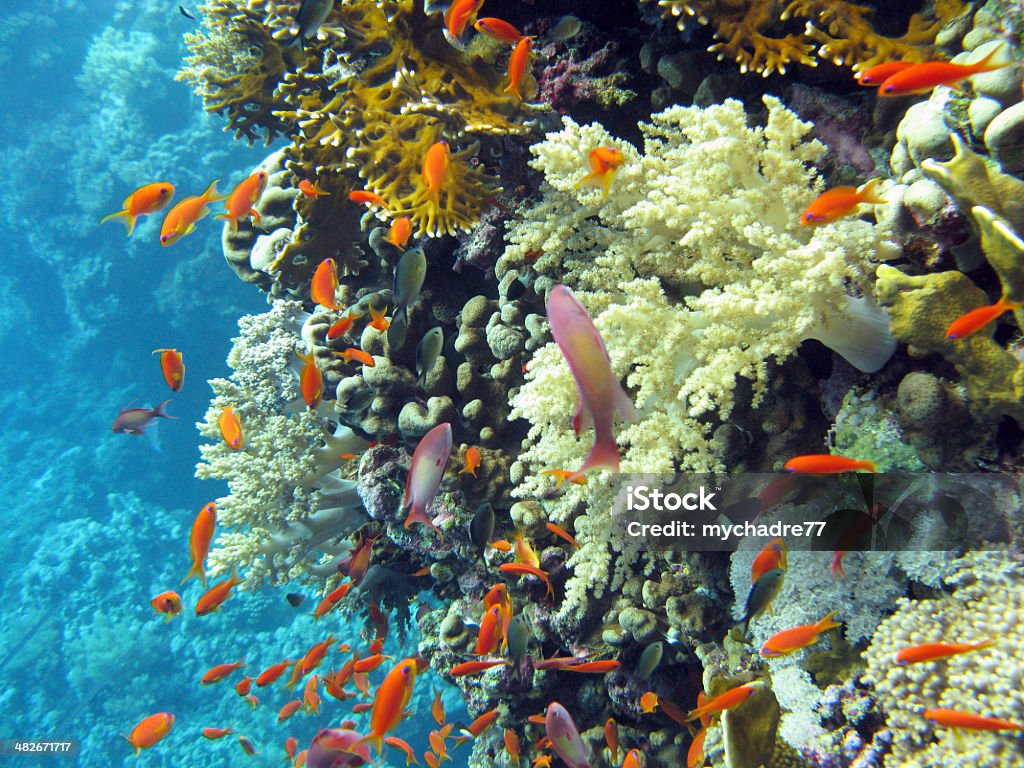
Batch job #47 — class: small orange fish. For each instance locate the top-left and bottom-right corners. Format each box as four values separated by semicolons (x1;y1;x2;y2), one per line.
450;659;510;676
355;654;391;673
298;179;329;197
218;405;243;450
235;675;254;696
159;179;225;246
946;296;1023;339
878;43;1014;96
294;747;308;767
238;735;257;755
750;537;787;583
895;639;996;665
152;348;185;392
194;570;244;615
545;522;580;549
831;549;849;580
385;217;413;251
574;147;626;199
687;728;706;768
499;563;553;599
445;0;484;40
336;348;375;367
540;468;588;486
475;605;503;657
761;611;841;657
421;141;450;209
505;37;532;99
244;694;259;708
367;303;391;332
327;310;363;340
623;749;643;768
278;699;302;722
182;501;217;588
474;17;529;43
533;755;553;768
216;170;268;232
639;692;659;713
489;539;513;552
311;258;340;310
360;658;419;756
854;61;914;86
432;689;446;726
101;182;175;236
604;718;618;764
385;736;420;765
564;660;622;673
122;712;175;756
784;454;876;473
255;659;293;687
302;674;322;714
800;178;885;225
687;681;764;721
284;737;298;761
513;532;540;569
201;725;235;740
428;729;449;762
295;347;323;409
459;446;481;477
924;708;1024;731
301;635;338;675
349;189;388;208
150;591;182;621
659;698;691;728
468;708;500;737
202;658;245;685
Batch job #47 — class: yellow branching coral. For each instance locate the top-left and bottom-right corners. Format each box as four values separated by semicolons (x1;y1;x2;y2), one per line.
648;0;967;75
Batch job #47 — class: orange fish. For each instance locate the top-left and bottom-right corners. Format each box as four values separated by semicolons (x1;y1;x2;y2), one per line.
514;532;540;568
445;0;484;40
750;537;787;583
761;611;841;657
238;735;257;755
468;708;500;737
854;60;914;86
235;675;254;696
295;347;323;409
311;258;340;310
499;563;553;599
295;748;308;767
159;179;224;246
285;737;298;761
244;694;259;708
299;179;330;197
659;698;691;728
255;659;293;687
349;189;388;208
336;347;375;367
428;729;449;762
301;635;338;675
687;728;706;768
574;147;626;199
831;550;849;580
687;681;764;721
475;605;503;656
101;182;175;236
604;718;618;764
474;17;529;43
540;468;588;487
421;140;450;209
327;310;363;340
218;405;243;450
895;639;996;665
201;726;235;740
450;659;509;676
924;708;1024;731
194;570;244;615
459;446;481;477
946;296;1023;339
367;303;391;332
800;178;885;225
385;736;420;765
505;37;532;99
122;712;175;756
564;660;622;673
278;700;302;722
878;43;1014;96
385;217;413;251
639;691;659;713
181;501;217;588
623;749;643;768
489;539;513;552
152;348;185;392
360;657;419;755
784;454;875;473
545;522;580;549
354;654;391;674
202;658;245;685
533;756;552;768
432;689;446;725
302;675;322;714
216;170;268;232
150;591;182;621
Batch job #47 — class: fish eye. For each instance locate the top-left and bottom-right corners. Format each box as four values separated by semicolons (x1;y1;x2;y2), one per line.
883;84;894;93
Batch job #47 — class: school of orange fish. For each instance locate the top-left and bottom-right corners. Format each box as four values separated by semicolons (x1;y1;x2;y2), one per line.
104;12;1024;767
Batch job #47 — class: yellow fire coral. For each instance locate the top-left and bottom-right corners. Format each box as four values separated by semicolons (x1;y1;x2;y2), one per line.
648;0;967;75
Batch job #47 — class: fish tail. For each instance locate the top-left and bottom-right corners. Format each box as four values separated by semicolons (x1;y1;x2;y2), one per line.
572;433;621;480
972;40;1013;72
100;210;137;236
856;177;887;205
972;638;998;651
574;171;600;192
600;169;618;200
180;560;207;589
201;179;225;202
860;460;877;472
817;610;842;632
153;399;176;420
214;213;238;233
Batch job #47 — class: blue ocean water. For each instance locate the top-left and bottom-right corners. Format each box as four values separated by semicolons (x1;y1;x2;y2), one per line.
0;3;462;765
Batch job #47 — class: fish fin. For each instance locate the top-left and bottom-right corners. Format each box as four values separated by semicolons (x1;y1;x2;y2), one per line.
818;610;842;631
856;177;887;206
201;179;225;202
574;171;600;192
180;561;207;589
249;208;261;226
100;210;137;236
152;399;176;420
214;213;238;233
970;40;1013;72
571;401;593;435
572;433;621;480
613;378;638;423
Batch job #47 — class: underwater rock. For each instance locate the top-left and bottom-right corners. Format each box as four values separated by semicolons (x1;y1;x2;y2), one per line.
985;101;1024;169
896;372;993;470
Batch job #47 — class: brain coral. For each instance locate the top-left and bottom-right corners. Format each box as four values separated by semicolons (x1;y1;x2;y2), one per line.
863;550;1024;768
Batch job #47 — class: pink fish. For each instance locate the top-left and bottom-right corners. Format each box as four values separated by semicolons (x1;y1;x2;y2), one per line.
403;423;452;537
545;702;591;768
111;399;175;435
307;728;372;768
547;285;636;481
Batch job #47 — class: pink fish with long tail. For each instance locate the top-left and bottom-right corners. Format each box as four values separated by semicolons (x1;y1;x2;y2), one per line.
547;285;636;481
111;399;175;435
403;422;452;537
545;702;591;768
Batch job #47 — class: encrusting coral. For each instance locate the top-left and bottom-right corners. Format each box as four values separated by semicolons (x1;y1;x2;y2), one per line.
645;0;968;75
